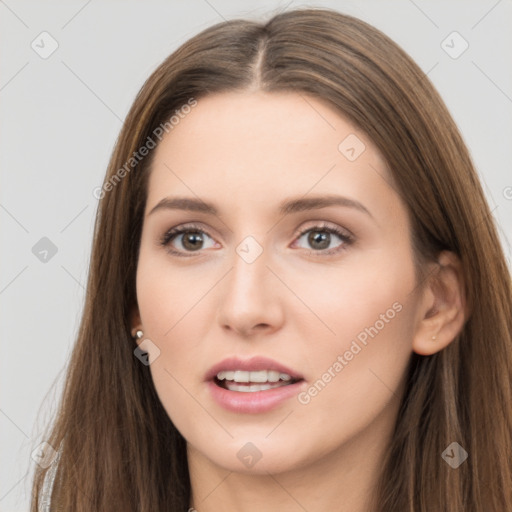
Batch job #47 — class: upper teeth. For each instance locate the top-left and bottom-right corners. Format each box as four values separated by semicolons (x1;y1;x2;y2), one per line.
216;370;292;383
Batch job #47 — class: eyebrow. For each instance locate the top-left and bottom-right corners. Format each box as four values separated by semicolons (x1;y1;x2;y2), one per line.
147;194;373;219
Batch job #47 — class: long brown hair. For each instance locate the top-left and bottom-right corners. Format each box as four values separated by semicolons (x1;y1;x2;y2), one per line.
30;7;512;511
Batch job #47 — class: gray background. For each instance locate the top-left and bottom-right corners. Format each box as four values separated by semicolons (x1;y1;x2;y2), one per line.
1;1;511;510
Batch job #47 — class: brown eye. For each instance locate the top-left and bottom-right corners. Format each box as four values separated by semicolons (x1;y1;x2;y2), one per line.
179;231;205;251
294;224;353;255
160;224;217;256
307;231;331;250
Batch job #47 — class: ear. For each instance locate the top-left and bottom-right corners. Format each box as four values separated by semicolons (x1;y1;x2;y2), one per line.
129;303;143;339
412;251;467;356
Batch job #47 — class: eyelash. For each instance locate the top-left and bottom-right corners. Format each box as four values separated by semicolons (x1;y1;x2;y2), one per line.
159;222;354;258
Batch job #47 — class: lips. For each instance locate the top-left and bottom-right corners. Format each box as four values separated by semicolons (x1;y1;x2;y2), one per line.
205;356;305;413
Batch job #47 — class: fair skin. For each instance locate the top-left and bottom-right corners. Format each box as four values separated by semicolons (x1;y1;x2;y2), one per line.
131;91;466;512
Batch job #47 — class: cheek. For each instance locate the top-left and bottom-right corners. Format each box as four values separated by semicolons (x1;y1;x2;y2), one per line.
291;248;418;428
134;248;217;425
135;245;206;339
285;238;416;348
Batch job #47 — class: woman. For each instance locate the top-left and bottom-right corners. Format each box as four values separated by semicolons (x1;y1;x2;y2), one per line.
31;7;512;511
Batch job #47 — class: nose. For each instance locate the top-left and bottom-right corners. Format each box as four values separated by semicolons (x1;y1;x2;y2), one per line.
216;240;284;338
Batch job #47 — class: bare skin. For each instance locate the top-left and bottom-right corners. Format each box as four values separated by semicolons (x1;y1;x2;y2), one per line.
131;91;466;512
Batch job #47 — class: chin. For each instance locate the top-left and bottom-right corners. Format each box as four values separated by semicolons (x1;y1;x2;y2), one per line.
188;432;319;476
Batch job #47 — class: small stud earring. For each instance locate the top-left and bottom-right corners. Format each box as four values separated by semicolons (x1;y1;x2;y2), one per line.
132;329;144;340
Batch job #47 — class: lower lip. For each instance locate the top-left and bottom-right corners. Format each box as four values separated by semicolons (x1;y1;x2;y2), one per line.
207;380;304;414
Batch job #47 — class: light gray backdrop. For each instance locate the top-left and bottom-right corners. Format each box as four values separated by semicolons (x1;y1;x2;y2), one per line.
1;1;511;510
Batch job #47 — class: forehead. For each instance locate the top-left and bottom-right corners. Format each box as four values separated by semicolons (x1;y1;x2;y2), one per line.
145;91;400;220
153;91;367;161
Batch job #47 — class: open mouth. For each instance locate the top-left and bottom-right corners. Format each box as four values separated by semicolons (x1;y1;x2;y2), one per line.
214;370;302;392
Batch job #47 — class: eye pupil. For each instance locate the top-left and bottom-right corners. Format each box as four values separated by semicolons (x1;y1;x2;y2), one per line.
183;232;203;250
308;231;330;250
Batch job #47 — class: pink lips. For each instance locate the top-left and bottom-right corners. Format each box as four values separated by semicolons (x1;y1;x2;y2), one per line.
205;356;304;414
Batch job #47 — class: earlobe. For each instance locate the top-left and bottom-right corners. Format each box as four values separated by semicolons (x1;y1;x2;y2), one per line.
412;251;467;356
131;329;144;340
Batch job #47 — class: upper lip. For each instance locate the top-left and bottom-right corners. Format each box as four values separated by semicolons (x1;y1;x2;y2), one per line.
205;356;303;382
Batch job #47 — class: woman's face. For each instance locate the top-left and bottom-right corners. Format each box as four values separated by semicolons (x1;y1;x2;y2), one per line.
135;91;424;474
